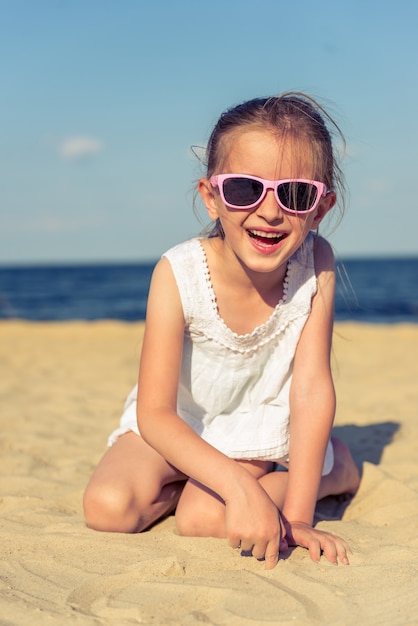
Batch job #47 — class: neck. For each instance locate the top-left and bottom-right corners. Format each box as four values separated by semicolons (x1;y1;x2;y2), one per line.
206;236;288;303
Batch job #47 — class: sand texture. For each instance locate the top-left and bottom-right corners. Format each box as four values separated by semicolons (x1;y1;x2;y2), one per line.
1;321;417;625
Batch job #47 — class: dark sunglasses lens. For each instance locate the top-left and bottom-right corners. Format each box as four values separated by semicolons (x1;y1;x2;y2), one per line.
277;182;318;211
223;177;264;206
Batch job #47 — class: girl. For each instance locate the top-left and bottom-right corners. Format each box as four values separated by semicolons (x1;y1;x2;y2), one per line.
84;92;360;569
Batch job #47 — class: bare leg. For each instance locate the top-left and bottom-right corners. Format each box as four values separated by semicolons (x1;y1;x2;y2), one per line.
317;437;360;499
83;432;187;533
175;460;272;538
175;438;360;538
260;437;360;510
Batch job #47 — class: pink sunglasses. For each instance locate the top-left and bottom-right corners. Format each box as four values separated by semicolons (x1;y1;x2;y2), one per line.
210;174;330;213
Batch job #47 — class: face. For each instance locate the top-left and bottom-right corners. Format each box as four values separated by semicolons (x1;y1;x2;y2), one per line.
199;129;336;277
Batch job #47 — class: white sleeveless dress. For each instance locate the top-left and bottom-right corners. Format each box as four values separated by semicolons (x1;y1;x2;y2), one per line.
108;232;334;474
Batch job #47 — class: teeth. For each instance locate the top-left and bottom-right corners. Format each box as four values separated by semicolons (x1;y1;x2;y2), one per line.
249;229;282;239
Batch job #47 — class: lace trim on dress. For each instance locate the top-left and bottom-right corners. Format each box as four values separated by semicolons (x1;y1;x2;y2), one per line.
191;238;315;354
197;238;289;331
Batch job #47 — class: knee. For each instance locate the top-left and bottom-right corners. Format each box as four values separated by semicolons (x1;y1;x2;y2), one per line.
83;482;139;533
175;494;226;538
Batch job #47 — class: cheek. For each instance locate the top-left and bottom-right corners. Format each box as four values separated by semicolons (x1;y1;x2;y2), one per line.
288;214;317;245
216;210;248;235
217;212;235;230
288;212;314;230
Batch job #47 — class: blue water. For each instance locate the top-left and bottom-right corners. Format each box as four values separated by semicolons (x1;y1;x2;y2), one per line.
0;257;417;323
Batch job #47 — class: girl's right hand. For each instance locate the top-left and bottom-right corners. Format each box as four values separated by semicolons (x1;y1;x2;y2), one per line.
224;479;286;569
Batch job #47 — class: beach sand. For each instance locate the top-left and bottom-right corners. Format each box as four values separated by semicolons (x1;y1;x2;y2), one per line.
1;321;417;625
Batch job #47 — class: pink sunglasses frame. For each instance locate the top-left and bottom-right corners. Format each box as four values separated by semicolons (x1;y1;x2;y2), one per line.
209;174;330;214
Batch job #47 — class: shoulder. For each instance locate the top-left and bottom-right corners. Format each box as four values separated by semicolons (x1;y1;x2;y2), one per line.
312;235;335;275
156;238;206;325
141;257;185;358
292;237;336;375
311;236;336;310
288;233;333;298
147;256;182;318
292;232;334;276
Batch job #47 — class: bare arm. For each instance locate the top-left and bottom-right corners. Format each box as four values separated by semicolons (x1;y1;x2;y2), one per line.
136;257;283;567
136;257;249;497
284;236;336;523
282;237;349;564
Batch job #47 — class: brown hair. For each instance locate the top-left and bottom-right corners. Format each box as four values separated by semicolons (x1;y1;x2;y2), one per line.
199;92;346;238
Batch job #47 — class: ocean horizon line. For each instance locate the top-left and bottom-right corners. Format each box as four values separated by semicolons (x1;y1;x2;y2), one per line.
1;252;418;269
1;257;417;324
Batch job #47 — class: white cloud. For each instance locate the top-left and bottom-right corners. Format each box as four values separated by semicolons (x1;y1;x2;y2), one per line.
58;136;104;160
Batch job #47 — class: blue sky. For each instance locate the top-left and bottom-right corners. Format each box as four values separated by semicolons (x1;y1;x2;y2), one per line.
1;0;417;264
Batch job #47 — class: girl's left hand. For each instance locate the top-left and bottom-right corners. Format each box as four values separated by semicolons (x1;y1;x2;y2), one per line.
285;521;351;565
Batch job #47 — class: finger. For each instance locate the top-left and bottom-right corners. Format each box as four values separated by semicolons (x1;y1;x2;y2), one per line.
322;536;349;565
263;540;279;570
335;540;351;565
307;538;322;563
279;537;288;552
240;539;254;556
279;516;287;538
339;550;350;566
228;535;241;550
264;551;279;569
251;542;267;561
279;517;288;552
321;541;338;565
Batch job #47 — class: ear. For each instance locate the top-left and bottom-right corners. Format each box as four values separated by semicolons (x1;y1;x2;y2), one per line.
198;178;221;221
312;191;336;228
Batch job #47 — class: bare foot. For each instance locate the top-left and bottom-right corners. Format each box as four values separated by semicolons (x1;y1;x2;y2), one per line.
319;438;360;500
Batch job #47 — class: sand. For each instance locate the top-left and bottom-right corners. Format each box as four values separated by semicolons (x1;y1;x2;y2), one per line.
1;320;417;625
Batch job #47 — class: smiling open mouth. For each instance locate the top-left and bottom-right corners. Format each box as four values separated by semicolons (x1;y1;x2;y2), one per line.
247;229;286;245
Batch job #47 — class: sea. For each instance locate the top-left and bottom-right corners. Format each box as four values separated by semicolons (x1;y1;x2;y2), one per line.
0;257;417;324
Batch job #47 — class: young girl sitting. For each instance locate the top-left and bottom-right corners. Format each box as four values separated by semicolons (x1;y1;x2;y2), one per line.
84;92;360;569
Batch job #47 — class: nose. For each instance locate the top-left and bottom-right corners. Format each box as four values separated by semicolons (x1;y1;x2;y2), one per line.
255;188;284;222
